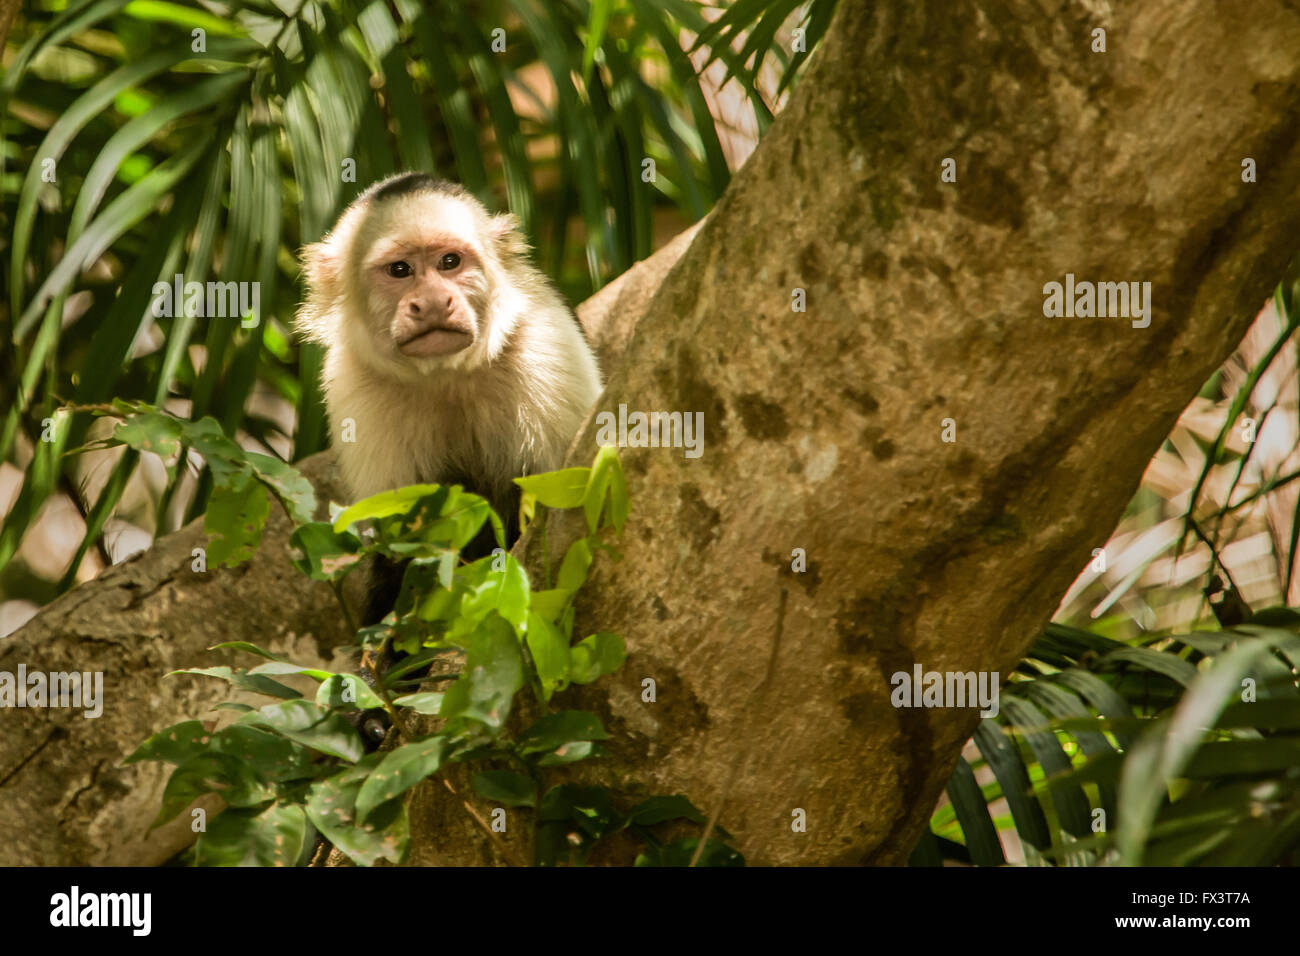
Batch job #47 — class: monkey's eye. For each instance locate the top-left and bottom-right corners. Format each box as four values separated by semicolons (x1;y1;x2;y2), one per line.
437;252;462;271
386;261;412;278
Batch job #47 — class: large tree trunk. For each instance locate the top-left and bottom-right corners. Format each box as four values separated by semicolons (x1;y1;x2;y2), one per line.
411;0;1300;864
8;0;1300;867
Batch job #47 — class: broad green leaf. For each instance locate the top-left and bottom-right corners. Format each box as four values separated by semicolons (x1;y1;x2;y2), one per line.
518;710;608;755
317;674;386;712
289;522;362;580
123;720;211;765
627;795;706;827
246;453;317;525
530;588;574;623
333;484;443;531
514;467;590;508
569;632;626;685
536;741;605;767
583;445;624;532
355;734;448;823
605;451;628;531
392;692;446;714
248;661;335;682
183;417;249;485
526;610;570;701
204;471;270;568
417;495;498;550
438;549;458;589
536;784;623;865
240;700;365;762
399;554;458;620
154;753;272;828
437;559;508;642
472;770;537;807
193;803;309;867
305;756;409;866
111;411;184;460
438;616;523;730
455;555;529;637
208;725;317;782
167;666;302;700
557;537;593;591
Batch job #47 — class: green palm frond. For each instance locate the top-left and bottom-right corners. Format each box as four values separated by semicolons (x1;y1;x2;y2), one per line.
918;614;1300;867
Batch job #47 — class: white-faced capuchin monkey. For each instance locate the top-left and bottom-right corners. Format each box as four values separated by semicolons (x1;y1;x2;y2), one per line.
296;173;603;739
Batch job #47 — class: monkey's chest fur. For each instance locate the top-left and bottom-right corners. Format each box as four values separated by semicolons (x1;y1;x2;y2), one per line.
324;347;577;522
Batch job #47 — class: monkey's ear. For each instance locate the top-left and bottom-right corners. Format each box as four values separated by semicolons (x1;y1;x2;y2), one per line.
295;240;342;343
300;240;340;293
487;212;530;261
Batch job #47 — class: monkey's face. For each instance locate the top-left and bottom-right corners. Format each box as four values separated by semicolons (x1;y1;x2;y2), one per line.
298;182;528;381
366;238;479;360
354;194;494;369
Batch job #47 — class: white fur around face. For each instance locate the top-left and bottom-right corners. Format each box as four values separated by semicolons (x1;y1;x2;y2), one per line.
297;183;603;511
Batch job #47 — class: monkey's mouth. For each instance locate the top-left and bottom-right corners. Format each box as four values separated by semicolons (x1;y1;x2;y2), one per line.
397;325;473;357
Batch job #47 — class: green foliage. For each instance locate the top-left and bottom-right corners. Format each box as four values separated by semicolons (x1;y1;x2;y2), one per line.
917;619;1300;867
74;399;318;566
110;411;739;866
